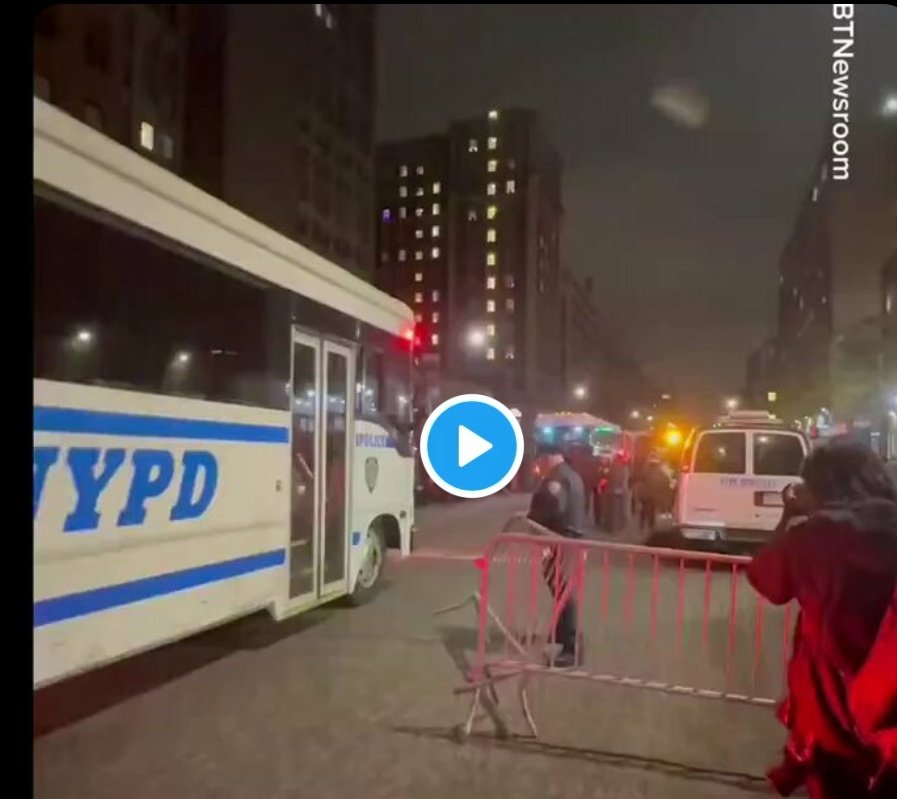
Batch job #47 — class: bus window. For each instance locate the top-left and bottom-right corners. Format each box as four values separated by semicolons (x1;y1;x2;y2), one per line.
358;348;383;415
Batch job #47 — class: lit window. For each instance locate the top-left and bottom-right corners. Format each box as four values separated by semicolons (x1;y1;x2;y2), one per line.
415;187;425;197
414;292;423;303
140;121;155;151
431;334;439;346
414;272;423;282
487;183;497;196
486;276;497;290
486;324;496;336
487;348;496;361
415;207;424;218
506;179;516;194
487;300;496;313
504;274;515;289
468;138;479;153
324;8;335;29
415;165;424;176
486;228;497;243
414;313;423;323
398;249;406;262
415;229;424;239
432;181;441;195
505;348;515;360
431;225;440;238
415;250;423;261
432;290;440;302
488;109;499;120
487;136;498;150
506;298;515;312
399;206;407;219
399;165;408;177
468;208;478;221
381;208;392;222
487;159;498;173
399;186;408;198
487;252;497;266
507;158;516;170
812;186;819;202
487;205;497;219
431;247;440;258
432;312;440;323
432;203;440;215
315;4;324;17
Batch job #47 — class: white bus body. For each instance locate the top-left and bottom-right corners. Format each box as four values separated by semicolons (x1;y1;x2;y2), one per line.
33;100;415;688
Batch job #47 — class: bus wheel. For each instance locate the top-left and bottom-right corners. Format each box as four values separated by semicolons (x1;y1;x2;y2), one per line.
348;525;386;605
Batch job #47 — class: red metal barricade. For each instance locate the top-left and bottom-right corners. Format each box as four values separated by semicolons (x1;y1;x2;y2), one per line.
439;519;795;740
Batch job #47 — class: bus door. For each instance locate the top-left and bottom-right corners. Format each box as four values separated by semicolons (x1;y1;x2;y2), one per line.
288;330;355;606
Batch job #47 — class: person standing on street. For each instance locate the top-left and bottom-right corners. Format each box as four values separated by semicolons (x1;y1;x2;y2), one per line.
526;443;586;667
639;453;670;532
748;441;897;798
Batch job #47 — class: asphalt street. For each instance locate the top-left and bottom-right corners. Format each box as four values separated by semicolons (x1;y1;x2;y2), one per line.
35;494;783;799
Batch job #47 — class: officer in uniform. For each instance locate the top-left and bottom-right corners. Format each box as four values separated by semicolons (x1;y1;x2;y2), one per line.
526;443;586;666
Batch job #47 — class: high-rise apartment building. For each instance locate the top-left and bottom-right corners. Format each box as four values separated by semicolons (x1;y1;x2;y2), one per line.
376;109;565;410
34;4;376;277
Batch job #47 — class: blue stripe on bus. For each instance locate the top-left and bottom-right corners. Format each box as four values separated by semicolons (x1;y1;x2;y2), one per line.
34;406;289;443
33;549;287;628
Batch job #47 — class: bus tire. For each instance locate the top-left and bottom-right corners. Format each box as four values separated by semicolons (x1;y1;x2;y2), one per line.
347;525;386;606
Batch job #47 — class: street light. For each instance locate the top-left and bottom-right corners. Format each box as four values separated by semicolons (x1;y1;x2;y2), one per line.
573;385;587;400
725;397;739;412
882;92;897;118
467;327;487;348
630;410;641;420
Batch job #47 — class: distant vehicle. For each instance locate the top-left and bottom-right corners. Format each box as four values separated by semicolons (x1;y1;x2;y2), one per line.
532;412;621;485
672;410;809;549
33;100;416;688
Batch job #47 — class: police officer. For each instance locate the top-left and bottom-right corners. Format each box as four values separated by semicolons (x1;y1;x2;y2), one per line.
526;443;586;667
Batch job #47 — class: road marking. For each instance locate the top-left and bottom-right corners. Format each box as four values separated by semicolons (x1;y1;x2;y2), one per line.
410;550;480;561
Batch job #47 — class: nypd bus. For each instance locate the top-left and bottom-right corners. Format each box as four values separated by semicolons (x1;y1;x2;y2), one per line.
33;99;415;687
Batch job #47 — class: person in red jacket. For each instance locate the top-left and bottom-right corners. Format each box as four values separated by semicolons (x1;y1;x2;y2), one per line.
747;440;897;798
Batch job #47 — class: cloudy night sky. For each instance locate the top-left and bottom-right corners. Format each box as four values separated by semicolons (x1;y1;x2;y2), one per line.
377;4;897;412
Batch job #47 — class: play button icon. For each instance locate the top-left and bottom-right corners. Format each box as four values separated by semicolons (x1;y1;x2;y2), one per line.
458;425;492;467
420;394;524;499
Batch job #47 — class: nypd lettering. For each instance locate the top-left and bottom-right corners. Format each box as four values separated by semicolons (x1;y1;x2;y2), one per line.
33;446;219;532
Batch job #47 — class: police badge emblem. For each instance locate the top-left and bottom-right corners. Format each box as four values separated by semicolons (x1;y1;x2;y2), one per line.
364;457;379;493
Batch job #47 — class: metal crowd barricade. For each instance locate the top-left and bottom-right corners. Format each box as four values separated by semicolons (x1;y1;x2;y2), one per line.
438;516;796;740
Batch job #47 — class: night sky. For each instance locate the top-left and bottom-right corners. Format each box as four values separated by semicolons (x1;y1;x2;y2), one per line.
377;4;897;414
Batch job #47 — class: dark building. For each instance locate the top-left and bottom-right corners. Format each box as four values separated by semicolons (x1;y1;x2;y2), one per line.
883;253;897;457
766;113;897;443
744;337;780;411
375;134;450;355
34;4;376;278
34;5;186;171
376;109;566;413
560;272;651;421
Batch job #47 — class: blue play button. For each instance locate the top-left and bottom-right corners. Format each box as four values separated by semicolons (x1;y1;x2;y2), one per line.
420;394;524;499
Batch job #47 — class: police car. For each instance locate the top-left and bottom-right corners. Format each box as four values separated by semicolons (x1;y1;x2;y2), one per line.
673;411;810;549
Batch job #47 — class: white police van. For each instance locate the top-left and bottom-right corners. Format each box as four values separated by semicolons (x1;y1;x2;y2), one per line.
33;100;416;687
673;411;809;549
